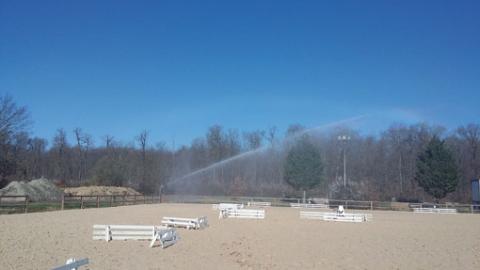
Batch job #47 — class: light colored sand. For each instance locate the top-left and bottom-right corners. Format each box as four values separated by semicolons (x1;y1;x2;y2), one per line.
1;204;479;270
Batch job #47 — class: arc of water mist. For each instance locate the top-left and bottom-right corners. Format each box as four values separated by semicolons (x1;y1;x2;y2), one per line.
168;114;368;186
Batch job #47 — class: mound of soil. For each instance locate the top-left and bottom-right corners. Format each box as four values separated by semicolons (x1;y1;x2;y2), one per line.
0;178;63;201
64;186;142;196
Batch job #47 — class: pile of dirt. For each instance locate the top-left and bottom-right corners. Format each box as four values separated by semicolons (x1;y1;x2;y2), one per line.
64;186;142;196
0;178;63;201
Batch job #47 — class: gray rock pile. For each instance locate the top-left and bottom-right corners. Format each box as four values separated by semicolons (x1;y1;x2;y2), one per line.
0;178;63;201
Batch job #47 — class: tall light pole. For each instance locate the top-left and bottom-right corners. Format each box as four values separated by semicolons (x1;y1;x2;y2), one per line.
338;135;351;187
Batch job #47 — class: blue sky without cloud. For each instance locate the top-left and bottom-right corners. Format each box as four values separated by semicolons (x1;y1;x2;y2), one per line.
1;0;479;146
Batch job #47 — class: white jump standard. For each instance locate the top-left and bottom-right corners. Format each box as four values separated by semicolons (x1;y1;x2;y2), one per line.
161;216;208;229
150;227;179;248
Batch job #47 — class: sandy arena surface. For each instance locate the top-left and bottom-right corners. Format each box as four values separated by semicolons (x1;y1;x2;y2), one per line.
1;203;480;270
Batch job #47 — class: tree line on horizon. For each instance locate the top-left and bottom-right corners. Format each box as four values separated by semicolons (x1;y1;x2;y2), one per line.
1;94;479;203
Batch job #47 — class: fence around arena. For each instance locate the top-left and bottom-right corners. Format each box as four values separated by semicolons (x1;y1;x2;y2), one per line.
0;195;29;214
1;193;480;215
0;194;162;214
162;194;480;214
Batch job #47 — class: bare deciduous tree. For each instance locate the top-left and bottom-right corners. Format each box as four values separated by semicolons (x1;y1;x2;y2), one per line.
0;95;31;187
2;93;480;202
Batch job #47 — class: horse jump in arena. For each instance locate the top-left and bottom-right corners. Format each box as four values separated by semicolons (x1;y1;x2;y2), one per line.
212;203;244;210
92;225;178;248
300;205;371;223
51;258;89;270
161;216;208;229
219;208;266;219
212;202;265;219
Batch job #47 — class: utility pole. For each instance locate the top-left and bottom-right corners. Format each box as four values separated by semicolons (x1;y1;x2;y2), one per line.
338;135;351;187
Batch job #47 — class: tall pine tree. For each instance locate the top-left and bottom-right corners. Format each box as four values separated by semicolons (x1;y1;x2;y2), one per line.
284;136;324;192
415;136;459;200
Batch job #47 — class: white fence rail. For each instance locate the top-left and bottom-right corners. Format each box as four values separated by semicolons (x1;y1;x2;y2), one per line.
290;203;329;209
413;208;458;214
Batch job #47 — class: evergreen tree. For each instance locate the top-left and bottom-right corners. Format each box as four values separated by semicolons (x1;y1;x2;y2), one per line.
284;136;324;191
415;136;459;200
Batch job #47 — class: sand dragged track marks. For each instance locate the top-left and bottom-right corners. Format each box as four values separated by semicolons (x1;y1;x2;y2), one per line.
1;204;479;269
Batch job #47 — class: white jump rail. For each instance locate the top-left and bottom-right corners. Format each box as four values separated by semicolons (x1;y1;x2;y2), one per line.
300;211;371;222
220;208;265;219
93;225;178;248
161;216;208;230
413;208;458;214
290;203;329;209
51;258;89;270
247;201;271;207
212;203;244;210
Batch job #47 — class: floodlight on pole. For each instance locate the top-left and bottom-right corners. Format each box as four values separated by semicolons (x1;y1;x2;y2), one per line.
338;135;351;187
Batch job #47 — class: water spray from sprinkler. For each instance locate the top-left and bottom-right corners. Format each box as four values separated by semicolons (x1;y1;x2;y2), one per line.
167;114;368;187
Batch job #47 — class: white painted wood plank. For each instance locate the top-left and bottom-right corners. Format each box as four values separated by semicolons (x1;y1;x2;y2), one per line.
93;235;153;240
300;211;371;222
94;225;156;230
51;258;89;270
413;208;457;214
221;209;265;219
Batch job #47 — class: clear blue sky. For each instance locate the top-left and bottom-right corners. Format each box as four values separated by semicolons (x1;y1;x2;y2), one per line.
1;0;479;147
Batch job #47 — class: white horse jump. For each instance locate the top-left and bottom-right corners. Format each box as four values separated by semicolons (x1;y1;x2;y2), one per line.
93;225;178;248
162;216;208;230
300;211;371;222
290;203;329;209
220;208;265;219
212;203;244;210
413;208;457;214
247;201;271;207
51;258;89;270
